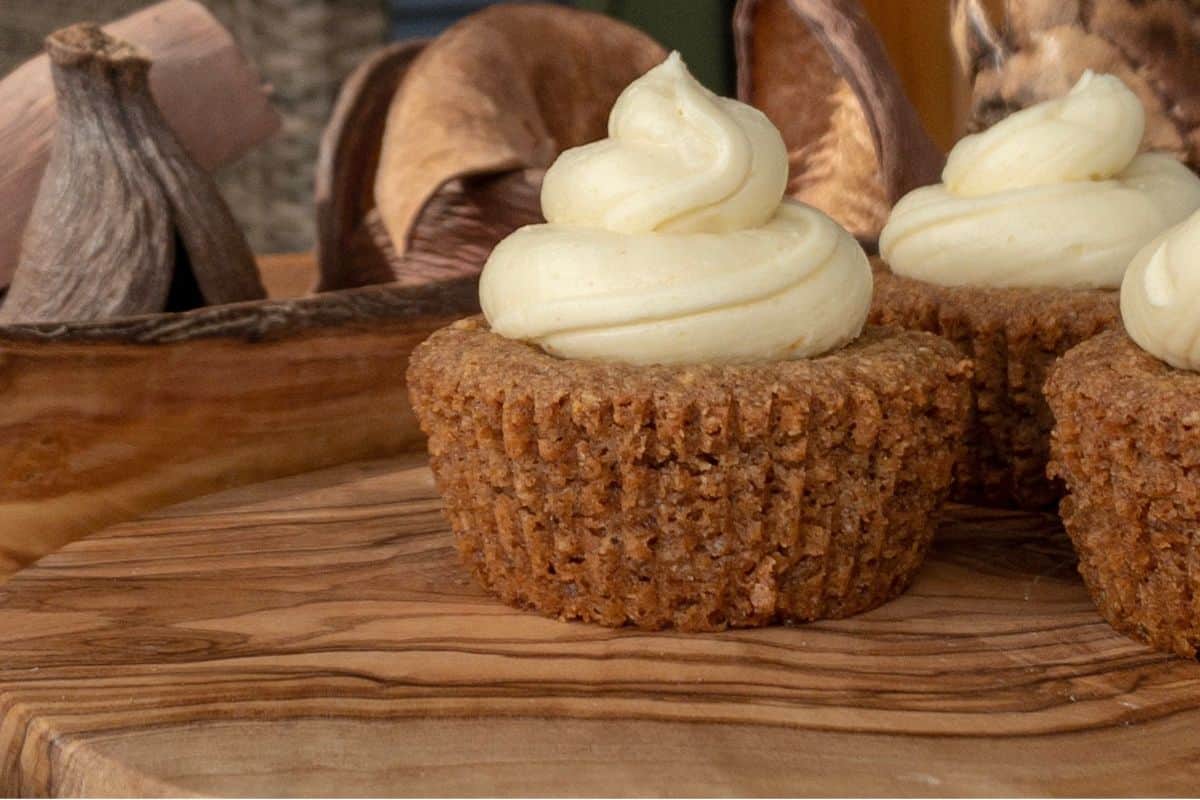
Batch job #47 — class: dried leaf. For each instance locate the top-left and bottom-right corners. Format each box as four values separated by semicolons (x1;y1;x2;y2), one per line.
734;0;944;242
316;41;427;292
345;170;543;291
373;4;665;262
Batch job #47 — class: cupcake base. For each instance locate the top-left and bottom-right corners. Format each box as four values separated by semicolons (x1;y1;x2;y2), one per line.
1048;330;1200;658
408;318;971;631
871;261;1119;509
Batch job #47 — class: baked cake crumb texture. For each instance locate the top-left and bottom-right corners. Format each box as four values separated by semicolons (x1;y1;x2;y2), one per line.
409;318;971;630
872;262;1119;510
1048;330;1200;658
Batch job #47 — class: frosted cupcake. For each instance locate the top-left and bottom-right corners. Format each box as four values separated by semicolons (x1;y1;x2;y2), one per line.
408;54;971;630
1048;209;1200;657
873;73;1200;509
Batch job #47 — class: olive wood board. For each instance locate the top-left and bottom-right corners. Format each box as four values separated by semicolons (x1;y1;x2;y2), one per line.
2;453;1199;797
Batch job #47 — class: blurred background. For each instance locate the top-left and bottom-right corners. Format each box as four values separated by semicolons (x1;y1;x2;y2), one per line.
0;0;995;254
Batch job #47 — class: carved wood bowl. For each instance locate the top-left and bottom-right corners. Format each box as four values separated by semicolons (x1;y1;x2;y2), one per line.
0;4;472;578
0;259;478;578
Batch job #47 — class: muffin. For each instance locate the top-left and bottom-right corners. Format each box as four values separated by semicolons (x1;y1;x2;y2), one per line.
1047;209;1200;658
874;72;1200;510
409;53;971;630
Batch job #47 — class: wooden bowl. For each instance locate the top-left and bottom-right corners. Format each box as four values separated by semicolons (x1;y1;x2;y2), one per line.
0;255;476;577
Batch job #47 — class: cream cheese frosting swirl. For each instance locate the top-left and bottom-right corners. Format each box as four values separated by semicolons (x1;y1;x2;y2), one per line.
479;52;872;366
1121;209;1200;371
880;72;1200;290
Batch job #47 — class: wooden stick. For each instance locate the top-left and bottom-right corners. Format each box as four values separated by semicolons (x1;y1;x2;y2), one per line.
0;0;280;291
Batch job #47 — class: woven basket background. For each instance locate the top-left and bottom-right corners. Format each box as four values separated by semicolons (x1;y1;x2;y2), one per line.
0;0;389;253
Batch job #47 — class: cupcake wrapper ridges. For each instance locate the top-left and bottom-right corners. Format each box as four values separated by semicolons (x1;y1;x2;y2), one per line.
871;261;1119;510
1048;330;1200;658
409;317;971;630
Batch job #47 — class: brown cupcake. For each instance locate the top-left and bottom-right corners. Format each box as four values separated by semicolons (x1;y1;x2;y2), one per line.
1047;329;1200;658
408;317;971;631
871;260;1119;509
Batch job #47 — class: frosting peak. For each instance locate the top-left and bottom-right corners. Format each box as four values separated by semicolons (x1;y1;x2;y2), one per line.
944;72;1144;197
480;53;872;366
540;52;788;235
881;72;1200;290
1121;209;1200;370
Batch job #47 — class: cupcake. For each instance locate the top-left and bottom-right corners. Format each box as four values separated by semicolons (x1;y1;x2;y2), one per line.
1047;209;1200;658
408;53;971;631
873;72;1200;509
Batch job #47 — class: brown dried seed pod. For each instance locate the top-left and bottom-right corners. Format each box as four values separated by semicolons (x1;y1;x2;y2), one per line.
371;4;666;280
734;0;944;243
952;0;1200;170
0;23;264;325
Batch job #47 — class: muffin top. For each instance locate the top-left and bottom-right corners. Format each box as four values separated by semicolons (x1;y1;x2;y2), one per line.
880;72;1200;291
478;53;872;367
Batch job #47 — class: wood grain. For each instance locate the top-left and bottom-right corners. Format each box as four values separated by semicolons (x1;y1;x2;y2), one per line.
2;454;1199;796
0;0;280;290
0;255;476;581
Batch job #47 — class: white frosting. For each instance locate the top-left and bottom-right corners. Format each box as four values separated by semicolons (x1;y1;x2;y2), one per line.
880;72;1200;290
480;52;872;366
1121;209;1200;371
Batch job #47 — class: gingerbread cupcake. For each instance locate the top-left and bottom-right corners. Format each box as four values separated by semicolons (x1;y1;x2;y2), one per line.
1048;209;1200;658
408;54;971;631
873;73;1200;509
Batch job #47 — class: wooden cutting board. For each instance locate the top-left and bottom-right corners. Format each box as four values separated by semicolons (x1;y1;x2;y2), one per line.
2;453;1200;796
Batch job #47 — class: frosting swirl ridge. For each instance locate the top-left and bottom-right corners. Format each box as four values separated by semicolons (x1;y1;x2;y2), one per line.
880;72;1200;290
539;51;787;234
480;53;872;366
1121;209;1200;371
